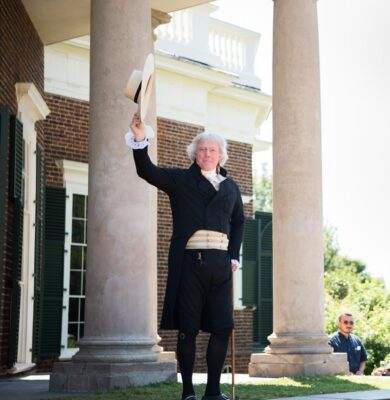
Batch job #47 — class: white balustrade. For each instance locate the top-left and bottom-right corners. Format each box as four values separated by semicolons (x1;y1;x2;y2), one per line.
155;4;261;88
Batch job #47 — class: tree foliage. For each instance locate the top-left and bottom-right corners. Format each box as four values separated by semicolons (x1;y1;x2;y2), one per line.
253;169;272;212
324;227;390;374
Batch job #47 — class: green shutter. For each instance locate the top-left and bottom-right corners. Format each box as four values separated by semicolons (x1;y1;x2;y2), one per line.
242;218;261;306
32;144;45;362
255;211;273;348
0;107;10;320
8;116;24;368
242;212;274;350
40;187;66;359
10;116;24;201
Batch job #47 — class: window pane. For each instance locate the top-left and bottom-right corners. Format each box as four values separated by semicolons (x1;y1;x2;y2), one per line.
79;323;84;339
82;247;87;270
67;193;88;350
68;298;79;322
71;245;82;270
72;219;85;243
70;271;82;295
68;324;78;348
80;298;85;322
82;271;86;296
73;194;85;218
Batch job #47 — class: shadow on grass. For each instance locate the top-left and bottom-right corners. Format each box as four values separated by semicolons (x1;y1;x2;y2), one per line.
56;375;390;400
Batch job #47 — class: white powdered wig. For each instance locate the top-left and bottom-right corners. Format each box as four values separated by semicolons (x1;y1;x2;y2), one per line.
186;132;229;167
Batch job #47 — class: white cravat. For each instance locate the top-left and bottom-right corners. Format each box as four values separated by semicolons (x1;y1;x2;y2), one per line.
201;169;226;191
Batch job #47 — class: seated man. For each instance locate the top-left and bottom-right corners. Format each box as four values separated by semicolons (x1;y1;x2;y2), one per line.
329;312;367;375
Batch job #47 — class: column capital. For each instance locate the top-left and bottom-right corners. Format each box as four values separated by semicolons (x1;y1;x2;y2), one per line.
151;9;171;41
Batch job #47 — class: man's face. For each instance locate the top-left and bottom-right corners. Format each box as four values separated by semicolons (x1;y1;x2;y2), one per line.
196;140;221;172
338;315;354;335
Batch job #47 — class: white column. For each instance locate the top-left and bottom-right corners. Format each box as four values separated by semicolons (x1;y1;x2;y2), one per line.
50;0;176;391
249;0;349;377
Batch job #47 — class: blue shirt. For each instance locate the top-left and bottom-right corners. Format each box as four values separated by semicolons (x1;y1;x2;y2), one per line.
329;331;367;373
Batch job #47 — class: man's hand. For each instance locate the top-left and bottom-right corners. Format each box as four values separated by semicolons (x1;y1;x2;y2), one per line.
231;259;239;272
130;112;145;141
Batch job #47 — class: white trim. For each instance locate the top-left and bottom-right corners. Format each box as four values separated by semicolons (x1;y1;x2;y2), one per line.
17;140;35;365
44;44;90;101
56;160;89;188
210;85;271;109
253;138;272;152
234;244;245;310
233;195;248;310
15;83;50;124
15;83;49;367
242;195;252;205
7;362;35;375
65;36;90;49
57;160;88;359
156;51;237;86
154;53;271;146
59;347;78;360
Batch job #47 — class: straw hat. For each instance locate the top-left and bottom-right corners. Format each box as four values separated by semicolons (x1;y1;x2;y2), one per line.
124;53;155;122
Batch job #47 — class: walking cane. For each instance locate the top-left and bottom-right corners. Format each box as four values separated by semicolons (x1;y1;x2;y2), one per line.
231;271;236;400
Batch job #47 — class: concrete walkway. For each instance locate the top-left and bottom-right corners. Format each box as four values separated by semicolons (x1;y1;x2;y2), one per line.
0;373;389;400
271;391;390;400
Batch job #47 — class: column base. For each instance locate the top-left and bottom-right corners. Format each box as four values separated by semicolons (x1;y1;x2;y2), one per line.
266;333;332;354
49;351;177;392
249;352;349;377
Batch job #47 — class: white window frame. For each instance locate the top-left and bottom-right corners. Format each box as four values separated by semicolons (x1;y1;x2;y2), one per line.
232;243;244;310
13;83;49;373
233;194;252;311
56;160;88;360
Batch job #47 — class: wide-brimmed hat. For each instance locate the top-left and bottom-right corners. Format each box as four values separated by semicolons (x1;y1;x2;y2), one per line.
124;53;155;122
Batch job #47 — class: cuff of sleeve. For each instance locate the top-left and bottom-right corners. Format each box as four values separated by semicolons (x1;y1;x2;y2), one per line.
124;124;155;150
124;130;149;150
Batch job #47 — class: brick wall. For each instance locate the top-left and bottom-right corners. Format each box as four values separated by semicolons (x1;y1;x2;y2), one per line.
156;117;254;373
0;0;44;372
43;93;90;187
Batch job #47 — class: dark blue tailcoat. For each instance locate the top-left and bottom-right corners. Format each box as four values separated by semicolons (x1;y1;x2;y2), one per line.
133;147;245;330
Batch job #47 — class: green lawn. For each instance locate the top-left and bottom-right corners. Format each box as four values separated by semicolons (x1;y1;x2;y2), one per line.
59;375;390;400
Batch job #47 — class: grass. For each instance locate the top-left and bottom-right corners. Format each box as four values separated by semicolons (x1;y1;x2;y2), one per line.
58;375;390;400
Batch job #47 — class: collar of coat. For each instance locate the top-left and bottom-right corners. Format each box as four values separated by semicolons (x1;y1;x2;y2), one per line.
189;161;230;198
189;161;228;179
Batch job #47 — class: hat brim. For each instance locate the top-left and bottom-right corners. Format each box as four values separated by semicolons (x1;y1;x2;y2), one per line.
139;53;155;122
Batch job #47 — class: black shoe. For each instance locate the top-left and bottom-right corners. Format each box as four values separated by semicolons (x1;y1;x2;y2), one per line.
201;394;230;400
182;395;198;400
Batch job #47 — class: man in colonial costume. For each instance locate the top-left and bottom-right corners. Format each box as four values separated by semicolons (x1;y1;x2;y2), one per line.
124;58;244;400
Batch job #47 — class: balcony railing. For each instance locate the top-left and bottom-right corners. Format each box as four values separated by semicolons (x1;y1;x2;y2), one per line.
155;4;261;88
